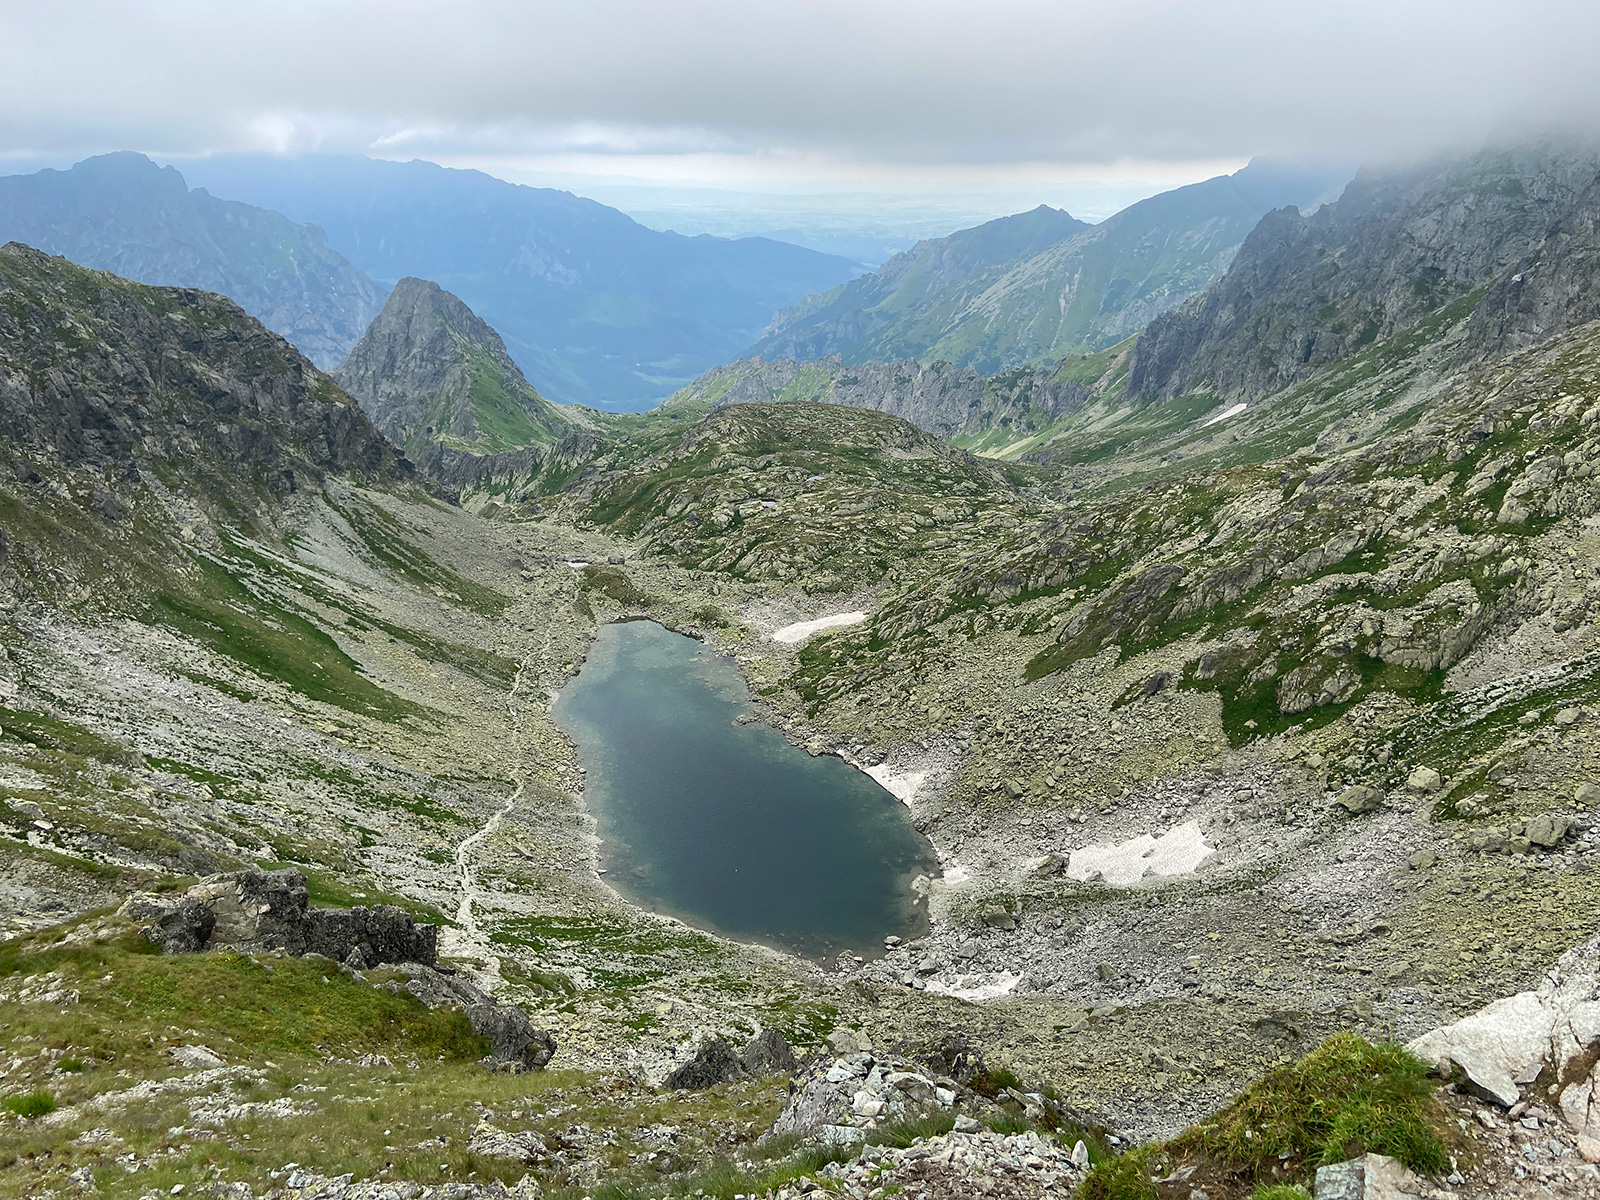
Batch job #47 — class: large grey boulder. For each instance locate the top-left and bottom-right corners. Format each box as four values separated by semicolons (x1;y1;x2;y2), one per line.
663;1036;746;1090
1313;1152;1424;1198
1408;933;1600;1139
740;1028;798;1077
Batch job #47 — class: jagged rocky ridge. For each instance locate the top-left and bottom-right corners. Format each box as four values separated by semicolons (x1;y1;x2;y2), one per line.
1127;143;1600;404
333;277;573;459
753;158;1351;373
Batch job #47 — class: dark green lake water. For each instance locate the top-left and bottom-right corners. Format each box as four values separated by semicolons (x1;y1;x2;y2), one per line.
553;620;937;959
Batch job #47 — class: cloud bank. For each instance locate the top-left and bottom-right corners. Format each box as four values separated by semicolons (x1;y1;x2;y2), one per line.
4;0;1596;175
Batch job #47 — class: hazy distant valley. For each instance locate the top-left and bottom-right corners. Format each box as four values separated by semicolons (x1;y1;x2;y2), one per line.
2;138;1600;1200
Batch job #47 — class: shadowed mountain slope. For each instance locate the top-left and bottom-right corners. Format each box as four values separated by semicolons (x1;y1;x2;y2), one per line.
0;153;382;368
1127;143;1600;404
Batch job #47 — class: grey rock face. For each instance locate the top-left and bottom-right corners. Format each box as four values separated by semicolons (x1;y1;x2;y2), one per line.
1313;1153;1424;1199
663;1036;746;1089
400;966;557;1072
126;896;216;954
0;243;408;500
739;1028;798;1077
334;277;570;458
1128;143;1600;404
126;869;437;968
1336;786;1384;814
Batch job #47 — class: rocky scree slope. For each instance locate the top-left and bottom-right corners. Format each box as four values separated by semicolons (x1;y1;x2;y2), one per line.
0;153;383;369
559;401;1027;595
752;157;1351;374
333;277;574;461
1127;143;1600;405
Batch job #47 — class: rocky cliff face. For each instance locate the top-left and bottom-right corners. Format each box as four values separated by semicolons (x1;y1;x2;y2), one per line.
334;277;572;458
0;153;383;368
751;159;1351;374
1126;144;1600;403
0;242;408;598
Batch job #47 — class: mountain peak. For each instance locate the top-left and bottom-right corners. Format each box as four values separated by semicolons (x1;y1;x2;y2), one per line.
334;278;571;459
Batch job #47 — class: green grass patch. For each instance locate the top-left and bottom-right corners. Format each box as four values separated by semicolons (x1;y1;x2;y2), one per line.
151;555;423;722
1080;1035;1449;1199
1;1092;55;1119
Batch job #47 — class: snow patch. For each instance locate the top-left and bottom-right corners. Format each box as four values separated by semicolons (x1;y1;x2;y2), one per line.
564;560;590;569
1200;402;1248;428
1066;821;1215;887
864;764;928;808
925;971;1022;1002
772;611;868;645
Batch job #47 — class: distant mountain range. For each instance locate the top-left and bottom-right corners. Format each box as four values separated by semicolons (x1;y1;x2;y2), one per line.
750;158;1354;374
0;153;381;368
177;155;864;411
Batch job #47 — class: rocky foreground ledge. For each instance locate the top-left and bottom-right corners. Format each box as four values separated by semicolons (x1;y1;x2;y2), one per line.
123;869;556;1073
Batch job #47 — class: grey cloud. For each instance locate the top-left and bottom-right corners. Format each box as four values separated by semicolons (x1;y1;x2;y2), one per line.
4;0;1598;166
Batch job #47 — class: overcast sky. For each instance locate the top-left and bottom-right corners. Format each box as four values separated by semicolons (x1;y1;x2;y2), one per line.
4;1;1596;235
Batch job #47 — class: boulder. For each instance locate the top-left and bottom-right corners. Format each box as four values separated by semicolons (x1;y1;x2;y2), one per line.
663;1036;746;1089
740;1028;798;1077
1406;766;1442;792
1526;813;1573;849
1336;785;1384;814
468;1121;546;1162
126;896;215;953
1313;1152;1424;1198
1408;933;1600;1138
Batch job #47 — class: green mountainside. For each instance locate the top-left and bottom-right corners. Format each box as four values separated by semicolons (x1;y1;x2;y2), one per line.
751;159;1352;373
333;277;575;462
0;153;382;368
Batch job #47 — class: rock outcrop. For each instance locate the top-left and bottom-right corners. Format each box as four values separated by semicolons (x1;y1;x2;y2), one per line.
1409;933;1600;1156
662;1029;797;1089
398;965;558;1073
125;868;437;968
1126;142;1600;404
0;242;408;496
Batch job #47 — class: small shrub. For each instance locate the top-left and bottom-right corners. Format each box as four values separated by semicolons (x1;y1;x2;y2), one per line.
3;1091;56;1118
